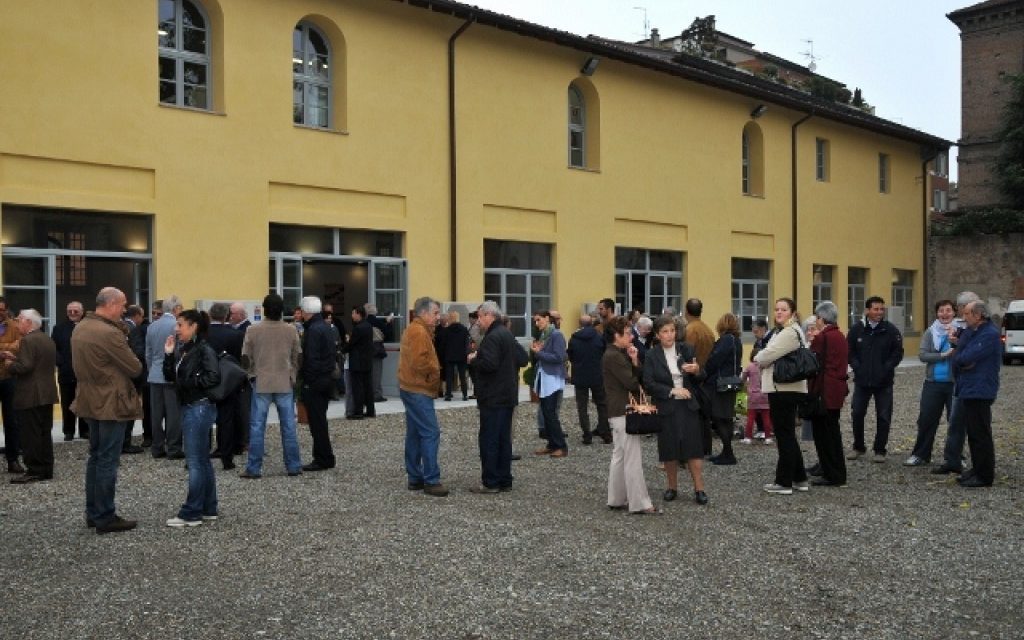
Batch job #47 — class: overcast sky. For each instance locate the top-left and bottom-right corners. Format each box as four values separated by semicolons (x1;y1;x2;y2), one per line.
468;0;966;179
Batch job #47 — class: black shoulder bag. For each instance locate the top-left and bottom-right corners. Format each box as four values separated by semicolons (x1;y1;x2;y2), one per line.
772;326;820;384
716;335;743;393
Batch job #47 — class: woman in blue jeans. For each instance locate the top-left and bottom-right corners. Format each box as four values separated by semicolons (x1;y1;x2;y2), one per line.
162;309;221;527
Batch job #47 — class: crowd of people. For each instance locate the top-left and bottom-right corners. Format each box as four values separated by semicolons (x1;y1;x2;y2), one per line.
0;284;1004;531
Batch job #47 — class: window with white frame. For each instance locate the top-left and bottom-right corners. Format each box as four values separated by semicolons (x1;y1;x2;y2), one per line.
812;264;834;310
848;266;867;328
815;138;830;182
879;153;890;193
568;85;585;168
615;248;683;315
935;153;948;177
293;22;331;128
892;269;915;333
484;240;552;338
158;0;211;109
731;258;771;334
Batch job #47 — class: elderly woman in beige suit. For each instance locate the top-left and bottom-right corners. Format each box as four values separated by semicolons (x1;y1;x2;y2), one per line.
754;298;810;495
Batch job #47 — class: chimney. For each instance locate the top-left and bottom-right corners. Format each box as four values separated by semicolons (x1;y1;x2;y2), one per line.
650;28;660;48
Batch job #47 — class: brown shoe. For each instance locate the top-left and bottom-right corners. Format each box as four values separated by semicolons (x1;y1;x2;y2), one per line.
549;449;568;459
95;516;137;535
423;483;449;497
533;447;552;456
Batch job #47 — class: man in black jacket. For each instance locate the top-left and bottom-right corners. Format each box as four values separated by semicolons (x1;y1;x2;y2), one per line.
345;305;376;420
299;296;337;471
847;296;904;462
567;315;611;444
468;301;528;493
206;302;245;470
51;301;87;441
128;305;152;447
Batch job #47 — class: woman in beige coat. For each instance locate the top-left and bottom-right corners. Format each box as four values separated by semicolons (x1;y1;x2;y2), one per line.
754;298;809;495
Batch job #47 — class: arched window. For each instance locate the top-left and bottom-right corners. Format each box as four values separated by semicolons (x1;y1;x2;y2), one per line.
742;122;765;196
158;0;211;109
293;23;331;128
568;85;586;167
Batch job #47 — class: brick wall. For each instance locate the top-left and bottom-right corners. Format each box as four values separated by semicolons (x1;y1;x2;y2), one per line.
928;232;1024;317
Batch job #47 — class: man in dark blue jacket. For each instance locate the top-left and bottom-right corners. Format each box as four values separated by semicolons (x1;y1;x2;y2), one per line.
567;315;610;444
952;301;1001;488
846;296;903;462
299;296;337;471
345;305;376;420
206;302;245;470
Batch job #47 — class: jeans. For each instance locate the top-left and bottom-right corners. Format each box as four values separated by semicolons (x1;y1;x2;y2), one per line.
478;406;514;489
850;384;894;454
911;381;954;462
150;383;182;456
769;392;807;487
179;400;218;520
941;396;967;470
963;398;995;484
574;383;610;438
536;392;562;436
401;390;442;485
539;390;568;452
246;391;303;476
303;377;336;468
0;378;20;462
84;418;128;526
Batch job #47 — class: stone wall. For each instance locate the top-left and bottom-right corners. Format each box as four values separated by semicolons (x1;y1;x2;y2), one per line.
928;232;1024;317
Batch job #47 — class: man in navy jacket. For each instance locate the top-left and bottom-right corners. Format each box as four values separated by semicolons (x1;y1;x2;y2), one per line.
846;296;904;462
952;301;1001;487
567;315;610;444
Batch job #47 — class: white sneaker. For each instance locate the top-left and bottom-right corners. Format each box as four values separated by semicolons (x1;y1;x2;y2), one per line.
903;455;925;467
763;438;774;445
201;514;218;521
166;516;202;528
794;481;809;492
754;432;765;439
763;483;793;495
740;438;753;445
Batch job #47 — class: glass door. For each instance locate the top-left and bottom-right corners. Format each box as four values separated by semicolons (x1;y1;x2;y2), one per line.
269;254;304;318
2;255;55;331
370;260;406;341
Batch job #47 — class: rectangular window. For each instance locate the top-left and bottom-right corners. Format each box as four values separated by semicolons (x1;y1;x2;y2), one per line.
935;154;948;177
731;258;771;334
932;189;947;212
484;240;552;338
879;153;890;193
892;269;915;333
848;267;867;328
615;247;684;315
815;138;830;182
812;264;834;311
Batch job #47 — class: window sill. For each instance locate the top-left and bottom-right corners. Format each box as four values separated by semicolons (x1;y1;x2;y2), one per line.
742;193;766;199
158;103;225;116
293;124;349;136
568;165;601;174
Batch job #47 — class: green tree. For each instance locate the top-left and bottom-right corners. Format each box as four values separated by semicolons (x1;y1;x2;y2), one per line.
996;74;1024;209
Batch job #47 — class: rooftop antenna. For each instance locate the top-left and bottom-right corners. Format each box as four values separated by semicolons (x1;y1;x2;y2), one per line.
800;39;819;73
633;6;649;40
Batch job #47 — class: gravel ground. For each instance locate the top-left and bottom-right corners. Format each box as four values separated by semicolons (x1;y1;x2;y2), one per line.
1;365;1022;640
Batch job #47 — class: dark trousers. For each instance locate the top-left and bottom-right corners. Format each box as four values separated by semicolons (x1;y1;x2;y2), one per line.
574;383;609;438
59;378;87;438
714;417;735;458
302;377;335;468
850;384;894;454
540;390;568;452
769;392;807;487
963;398;995;484
237;383;251;449
941;396;967;470
478;406;514;489
0;378;20;462
350;370;375;418
445;361;468;400
811;408;846;484
140;382;152;441
213;389;241;461
911;381;954;462
18;406;54;478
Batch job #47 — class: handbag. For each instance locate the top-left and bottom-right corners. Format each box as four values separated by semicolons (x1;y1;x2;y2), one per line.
716;335;742;393
772;327;820;384
625;390;661;435
207;352;247;402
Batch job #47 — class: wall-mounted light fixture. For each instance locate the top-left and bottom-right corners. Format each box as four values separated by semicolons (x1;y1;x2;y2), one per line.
750;104;768;119
580;56;600;76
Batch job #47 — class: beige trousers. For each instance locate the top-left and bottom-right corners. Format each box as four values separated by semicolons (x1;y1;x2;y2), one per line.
606;416;653;512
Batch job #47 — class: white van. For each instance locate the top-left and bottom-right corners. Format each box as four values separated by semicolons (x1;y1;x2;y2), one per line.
1004;300;1024;365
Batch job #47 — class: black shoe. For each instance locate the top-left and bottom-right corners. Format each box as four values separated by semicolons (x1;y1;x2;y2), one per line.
711;455;737;465
95;516;137;535
122;445;144;454
346;415;364;421
582;437;593;446
498;485;513;492
374;396;387;403
931;464;961;475
806;464;823;477
302;463;329;472
462;396;469;401
694;491;709;505
608;504;628;511
597;432;613;444
8;461;26;474
468;484;500;494
63;435;74;442
239;471;261;479
152;450;167;459
167;452;185;460
663;489;678;502
141;438;152;448
10;474;47;484
810;478;846;487
443;397;452;402
408;481;425;491
958;476;992;488
511;454;522;461
222;459;236;471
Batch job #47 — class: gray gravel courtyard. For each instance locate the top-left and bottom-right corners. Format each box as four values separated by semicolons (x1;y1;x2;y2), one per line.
1;365;1022;640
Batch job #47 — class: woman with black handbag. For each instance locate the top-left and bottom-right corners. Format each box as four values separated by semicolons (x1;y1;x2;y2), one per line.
805;301;850;487
643;316;708;505
705;313;743;465
754;298;810;495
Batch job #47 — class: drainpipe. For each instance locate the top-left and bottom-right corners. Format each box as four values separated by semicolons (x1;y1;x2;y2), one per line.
791;111;813;305
448;17;474;300
921;153;932;321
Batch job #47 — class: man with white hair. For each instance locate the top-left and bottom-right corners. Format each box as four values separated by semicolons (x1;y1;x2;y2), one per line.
229;302;251;332
298;296;337;471
2;309;58;483
951;300;1002;488
145;295;184;459
51;300;87;441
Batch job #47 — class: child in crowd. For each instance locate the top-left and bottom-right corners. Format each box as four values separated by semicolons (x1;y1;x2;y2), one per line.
740;349;773;445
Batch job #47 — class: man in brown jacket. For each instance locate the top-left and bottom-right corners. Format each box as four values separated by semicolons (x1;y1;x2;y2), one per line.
72;287;143;534
0;296;24;473
398;296;448;497
3;309;58;483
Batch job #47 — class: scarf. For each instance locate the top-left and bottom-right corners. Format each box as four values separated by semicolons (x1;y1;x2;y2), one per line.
929;319;951;351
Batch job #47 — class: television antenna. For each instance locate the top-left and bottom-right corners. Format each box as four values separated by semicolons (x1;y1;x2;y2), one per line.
634;6;649;40
801;39;820;73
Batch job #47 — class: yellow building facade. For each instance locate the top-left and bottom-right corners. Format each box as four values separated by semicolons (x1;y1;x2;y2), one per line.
1;0;947;368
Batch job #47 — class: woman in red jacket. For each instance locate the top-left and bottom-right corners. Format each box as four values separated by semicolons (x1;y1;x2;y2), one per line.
806;301;850;487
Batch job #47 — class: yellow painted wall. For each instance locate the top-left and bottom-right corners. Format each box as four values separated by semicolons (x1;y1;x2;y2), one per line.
1;0;932;352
